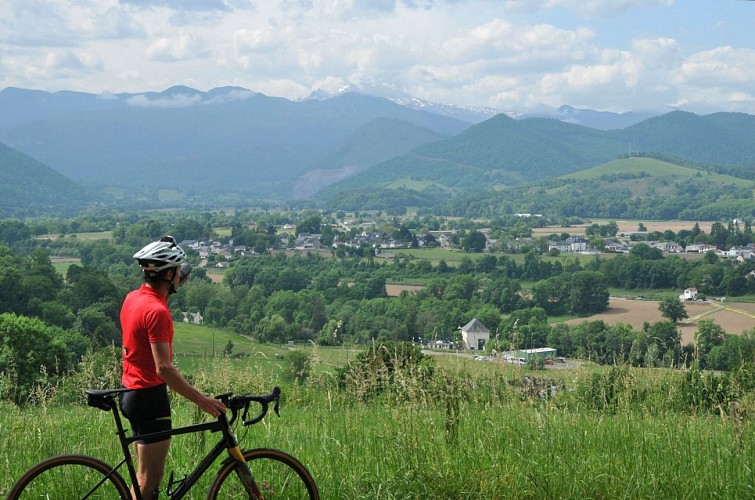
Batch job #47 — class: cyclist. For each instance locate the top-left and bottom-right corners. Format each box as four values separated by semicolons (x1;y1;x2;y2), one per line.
120;236;226;499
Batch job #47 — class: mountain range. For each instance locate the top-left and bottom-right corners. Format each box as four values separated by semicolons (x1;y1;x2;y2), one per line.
0;86;469;201
1;85;754;216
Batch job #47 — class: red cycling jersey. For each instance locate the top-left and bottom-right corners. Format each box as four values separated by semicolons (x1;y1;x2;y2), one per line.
120;284;174;389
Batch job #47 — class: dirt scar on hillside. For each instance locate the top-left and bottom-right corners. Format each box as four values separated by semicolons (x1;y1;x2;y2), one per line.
563;298;755;345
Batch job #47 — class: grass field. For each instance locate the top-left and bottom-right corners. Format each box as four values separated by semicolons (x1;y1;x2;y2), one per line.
1;343;753;499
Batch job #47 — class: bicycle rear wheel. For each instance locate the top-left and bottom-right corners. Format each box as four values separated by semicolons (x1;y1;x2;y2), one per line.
207;448;319;499
7;454;131;499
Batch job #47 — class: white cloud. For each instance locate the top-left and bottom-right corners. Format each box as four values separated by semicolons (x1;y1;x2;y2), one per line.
0;0;753;114
120;0;233;12
145;33;210;61
126;92;202;107
505;0;674;18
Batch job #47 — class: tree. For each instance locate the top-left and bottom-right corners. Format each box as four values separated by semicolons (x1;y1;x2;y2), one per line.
647;320;682;367
658;296;688;323
0;313;72;404
629;243;663;260
296;215;322;236
461;230;487;252
706;330;755;371
694;319;726;367
568;271;610;314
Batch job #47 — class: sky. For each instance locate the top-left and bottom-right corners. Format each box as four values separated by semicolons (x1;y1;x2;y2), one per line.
1;0;754;114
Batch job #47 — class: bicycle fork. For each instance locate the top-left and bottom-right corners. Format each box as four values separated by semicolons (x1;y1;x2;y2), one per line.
220;414;264;499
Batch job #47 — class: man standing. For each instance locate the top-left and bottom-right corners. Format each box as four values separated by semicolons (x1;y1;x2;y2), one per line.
119;236;225;499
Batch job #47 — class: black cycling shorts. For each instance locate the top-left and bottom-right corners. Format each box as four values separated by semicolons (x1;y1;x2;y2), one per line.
119;384;172;444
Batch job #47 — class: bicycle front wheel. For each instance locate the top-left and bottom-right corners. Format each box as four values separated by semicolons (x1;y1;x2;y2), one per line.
7;454;131;499
207;448;319;499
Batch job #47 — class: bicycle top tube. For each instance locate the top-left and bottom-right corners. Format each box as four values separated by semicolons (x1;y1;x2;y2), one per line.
85;386;281;443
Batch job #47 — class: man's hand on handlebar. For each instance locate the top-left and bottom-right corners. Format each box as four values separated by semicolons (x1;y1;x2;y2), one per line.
197;394;226;417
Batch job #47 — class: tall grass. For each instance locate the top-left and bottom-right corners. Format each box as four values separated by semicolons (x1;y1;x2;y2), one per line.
1;351;753;499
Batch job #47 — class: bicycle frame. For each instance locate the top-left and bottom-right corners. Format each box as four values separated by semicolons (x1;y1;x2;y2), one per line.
94;391;257;500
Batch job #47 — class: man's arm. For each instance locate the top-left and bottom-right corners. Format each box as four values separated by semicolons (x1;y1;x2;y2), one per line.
151;341;226;417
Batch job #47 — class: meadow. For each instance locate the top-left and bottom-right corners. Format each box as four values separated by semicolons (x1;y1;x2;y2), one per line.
1;325;753;499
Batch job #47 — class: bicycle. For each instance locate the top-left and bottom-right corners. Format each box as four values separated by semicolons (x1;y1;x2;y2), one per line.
8;386;319;499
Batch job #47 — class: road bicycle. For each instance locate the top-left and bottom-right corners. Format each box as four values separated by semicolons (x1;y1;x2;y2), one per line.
8;386;319;499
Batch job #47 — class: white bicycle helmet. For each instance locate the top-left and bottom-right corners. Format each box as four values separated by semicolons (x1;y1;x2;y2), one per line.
133;235;186;273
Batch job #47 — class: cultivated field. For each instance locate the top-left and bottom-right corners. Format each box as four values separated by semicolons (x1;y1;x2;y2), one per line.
531;219;709;237
564;297;755;344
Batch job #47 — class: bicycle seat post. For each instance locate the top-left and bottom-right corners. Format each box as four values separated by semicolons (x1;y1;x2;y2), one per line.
108;395;141;497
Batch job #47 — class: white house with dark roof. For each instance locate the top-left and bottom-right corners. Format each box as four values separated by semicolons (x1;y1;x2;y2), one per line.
459;318;490;350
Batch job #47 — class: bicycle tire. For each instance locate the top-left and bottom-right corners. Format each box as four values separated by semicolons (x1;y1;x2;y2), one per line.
207;448;319;499
7;454;131;500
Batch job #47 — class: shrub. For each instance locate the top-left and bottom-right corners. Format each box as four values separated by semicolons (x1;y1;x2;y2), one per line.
336;342;435;401
284;349;312;385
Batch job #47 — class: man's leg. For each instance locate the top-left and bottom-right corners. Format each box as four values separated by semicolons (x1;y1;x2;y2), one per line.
133;439;171;499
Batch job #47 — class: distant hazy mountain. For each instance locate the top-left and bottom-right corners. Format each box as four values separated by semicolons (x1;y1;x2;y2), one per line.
519;105;659;130
0;87;470;200
0;87;125;128
0;141;89;217
318;110;755;201
292;117;447;199
303;87;660;128
302;85;501;124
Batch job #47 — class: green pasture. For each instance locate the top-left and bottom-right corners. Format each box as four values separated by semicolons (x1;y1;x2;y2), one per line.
50;260;81;275
566;158;753;187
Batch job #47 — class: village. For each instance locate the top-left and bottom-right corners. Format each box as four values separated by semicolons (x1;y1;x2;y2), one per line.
178;217;755;270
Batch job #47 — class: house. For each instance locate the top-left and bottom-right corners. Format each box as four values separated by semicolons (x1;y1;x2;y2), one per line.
459;318;490;350
181;311;204;325
547;236;588;253
652;241;682;253
685;243;717;253
294;233;322;250
605;240;630;253
680;288;698;301
722;245;755;260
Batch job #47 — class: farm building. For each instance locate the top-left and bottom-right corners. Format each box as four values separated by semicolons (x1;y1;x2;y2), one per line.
459;318;489;350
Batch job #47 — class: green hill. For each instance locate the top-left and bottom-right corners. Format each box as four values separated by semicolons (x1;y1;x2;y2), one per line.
566;158;752;186
434;157;755;220
319;111;755;203
0;141;91;217
617;111;755;166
